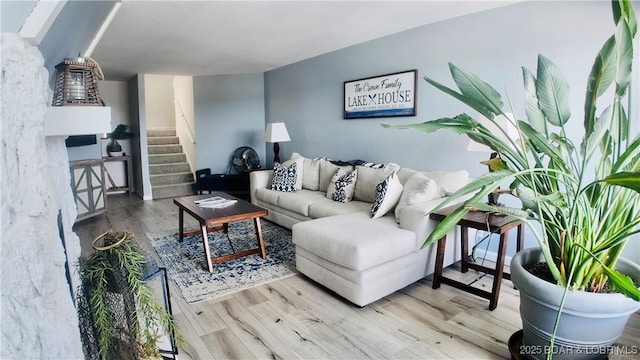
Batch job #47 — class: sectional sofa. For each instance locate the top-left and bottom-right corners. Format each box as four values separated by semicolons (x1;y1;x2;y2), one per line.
249;153;471;306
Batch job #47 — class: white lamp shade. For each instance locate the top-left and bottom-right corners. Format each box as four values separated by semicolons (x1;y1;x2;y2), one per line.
467;113;519;152
265;122;291;142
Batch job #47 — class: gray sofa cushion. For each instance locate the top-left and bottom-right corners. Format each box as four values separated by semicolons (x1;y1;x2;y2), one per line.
255;187;280;204
277;190;326;216
291;152;323;191
307;198;370;218
292;212;416;271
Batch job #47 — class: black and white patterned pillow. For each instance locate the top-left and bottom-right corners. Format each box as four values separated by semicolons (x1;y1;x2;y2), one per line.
271;162;297;192
353;160;385;169
370;172;403;219
326;168;358;203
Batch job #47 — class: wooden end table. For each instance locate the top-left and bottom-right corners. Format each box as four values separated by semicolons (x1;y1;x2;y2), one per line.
173;192;268;273
430;205;524;310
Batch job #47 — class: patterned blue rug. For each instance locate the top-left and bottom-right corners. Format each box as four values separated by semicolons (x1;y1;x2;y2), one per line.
147;220;296;303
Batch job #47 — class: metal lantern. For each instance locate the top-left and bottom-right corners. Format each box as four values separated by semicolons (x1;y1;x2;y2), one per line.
52;57;104;106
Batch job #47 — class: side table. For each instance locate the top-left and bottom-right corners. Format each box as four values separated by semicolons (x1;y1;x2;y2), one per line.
430;205;524;310
195;169;251;200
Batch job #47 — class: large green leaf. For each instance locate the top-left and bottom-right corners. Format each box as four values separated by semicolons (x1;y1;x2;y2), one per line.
603;171;640;192
423;75;498;119
518;121;566;165
583;105;612;159
523;67;547;133
536;55;571;127
422;191;488;249
614;19;634;96
613;0;638;39
608;100;630;146
380;114;476;135
549;133;574;154
464;202;533;220
467;126;518;157
515;183;539;212
449;63;504;115
601;266;640;301
429;170;515;215
583;35;616;135
612;135;640;172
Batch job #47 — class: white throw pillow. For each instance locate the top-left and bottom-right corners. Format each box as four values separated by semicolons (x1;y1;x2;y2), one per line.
326;168;358;203
291;152;321;191
370;172;403;219
319;159;353;192
395;173;440;222
354;162;401;203
271;162;297;192
282;156;304;191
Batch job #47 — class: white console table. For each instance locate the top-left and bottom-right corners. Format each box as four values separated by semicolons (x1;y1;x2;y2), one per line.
103;155;133;195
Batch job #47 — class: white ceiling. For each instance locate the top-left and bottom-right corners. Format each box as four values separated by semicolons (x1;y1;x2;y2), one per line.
91;1;522;80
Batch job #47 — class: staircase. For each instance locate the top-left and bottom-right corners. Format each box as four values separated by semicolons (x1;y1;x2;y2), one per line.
148;129;196;199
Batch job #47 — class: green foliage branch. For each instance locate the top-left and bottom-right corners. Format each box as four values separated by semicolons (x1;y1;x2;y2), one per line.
383;0;640;300
106;124;134;151
77;231;180;360
107;124;135;140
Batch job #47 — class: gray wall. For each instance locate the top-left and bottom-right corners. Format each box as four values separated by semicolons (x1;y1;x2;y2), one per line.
194;73;266;173
34;0;115;161
264;0;639;259
1;1;37;33
37;1;115;85
265;0;633;175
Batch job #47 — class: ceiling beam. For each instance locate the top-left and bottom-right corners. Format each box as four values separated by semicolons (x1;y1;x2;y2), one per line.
19;0;66;46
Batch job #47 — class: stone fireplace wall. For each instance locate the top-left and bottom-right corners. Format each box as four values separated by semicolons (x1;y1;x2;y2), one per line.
1;33;84;358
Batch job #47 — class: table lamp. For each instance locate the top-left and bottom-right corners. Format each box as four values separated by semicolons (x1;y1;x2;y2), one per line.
467;113;518;205
265;122;291;163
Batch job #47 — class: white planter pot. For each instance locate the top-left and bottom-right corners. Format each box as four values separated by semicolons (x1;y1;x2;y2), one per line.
510;248;640;360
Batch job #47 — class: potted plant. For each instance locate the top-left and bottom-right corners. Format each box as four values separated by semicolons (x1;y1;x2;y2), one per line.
76;230;180;360
106;124;134;157
384;1;639;359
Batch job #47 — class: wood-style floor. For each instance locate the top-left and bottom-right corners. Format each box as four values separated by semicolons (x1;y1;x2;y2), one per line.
74;194;640;360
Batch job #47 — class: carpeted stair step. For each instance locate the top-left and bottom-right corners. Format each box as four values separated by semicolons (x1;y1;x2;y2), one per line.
151;172;195;186
148;136;179;146
148;144;183;155
150;162;191;175
147;128;196;199
147;129;176;137
152;182;196;199
149;153;187;165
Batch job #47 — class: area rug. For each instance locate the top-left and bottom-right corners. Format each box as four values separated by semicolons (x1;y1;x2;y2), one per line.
147;220;296;303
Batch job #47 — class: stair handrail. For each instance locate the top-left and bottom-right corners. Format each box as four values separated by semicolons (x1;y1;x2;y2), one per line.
175;99;196;144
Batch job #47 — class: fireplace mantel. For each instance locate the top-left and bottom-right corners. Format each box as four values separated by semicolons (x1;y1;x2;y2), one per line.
44;106;111;137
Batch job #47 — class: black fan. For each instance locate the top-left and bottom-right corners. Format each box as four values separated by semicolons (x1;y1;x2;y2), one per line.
230;146;261;174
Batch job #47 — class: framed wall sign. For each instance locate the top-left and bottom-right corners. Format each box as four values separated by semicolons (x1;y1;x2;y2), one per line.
343;69;417;119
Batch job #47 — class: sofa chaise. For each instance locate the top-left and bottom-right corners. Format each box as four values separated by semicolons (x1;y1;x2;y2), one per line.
249;153;471;306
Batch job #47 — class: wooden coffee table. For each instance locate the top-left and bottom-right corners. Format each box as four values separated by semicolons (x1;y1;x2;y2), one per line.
173;192;269;273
